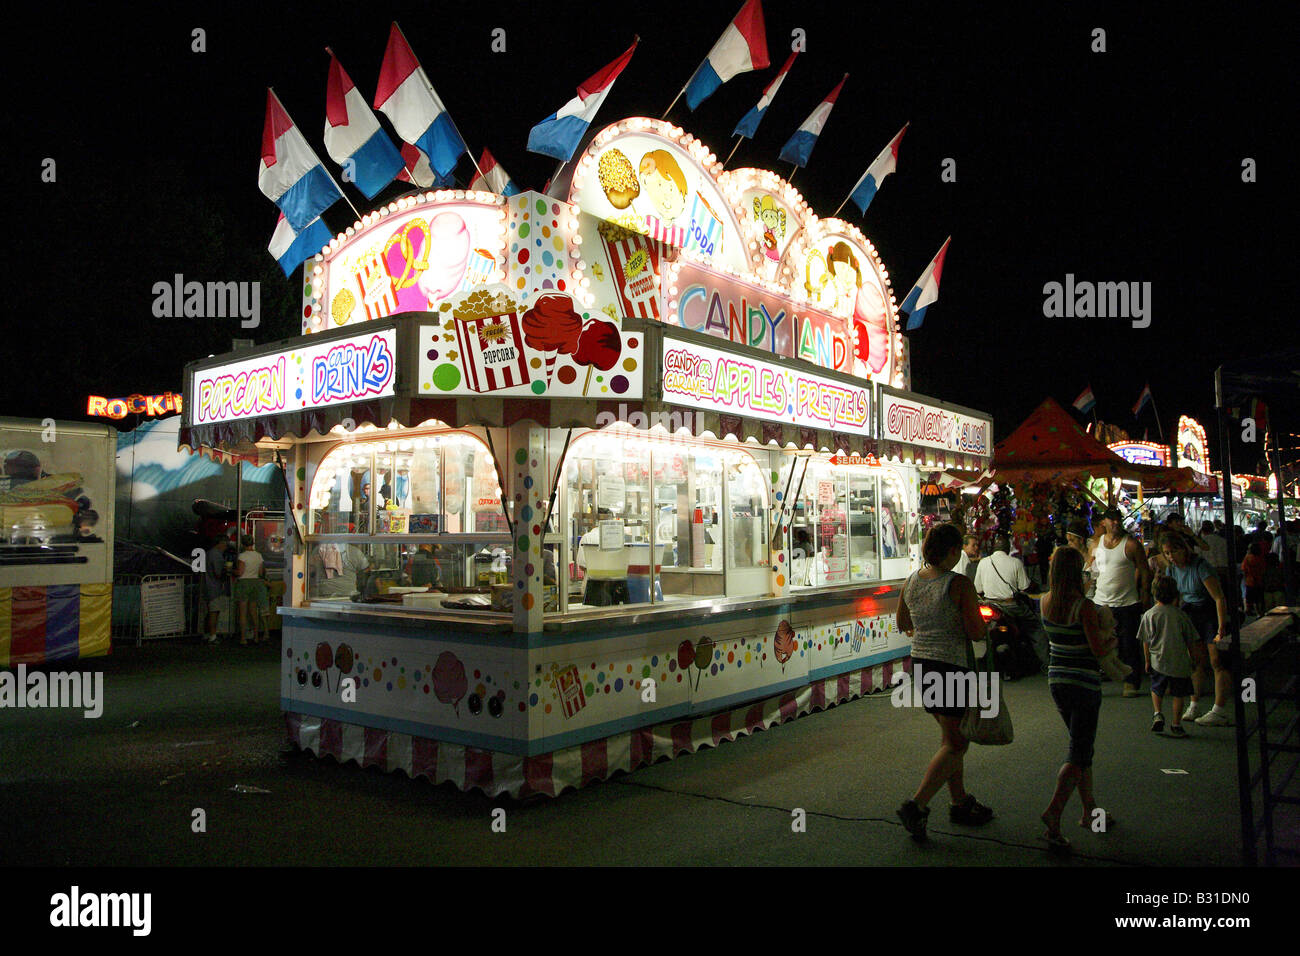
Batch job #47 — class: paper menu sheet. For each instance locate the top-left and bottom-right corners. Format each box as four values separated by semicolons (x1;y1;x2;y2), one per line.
599;519;624;551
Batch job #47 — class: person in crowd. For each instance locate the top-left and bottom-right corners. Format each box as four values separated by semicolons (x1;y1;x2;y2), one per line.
1241;538;1268;617
203;536;230;645
1140;575;1199;738
1200;520;1229;580
1165;512;1208;556
407;543;442;588
953;534;981;580
1039;546;1116;852
1160;533;1232;726
233;534;272;645
895;523;994;841
1262;550;1285;615
975;534;1043;665
1088;507;1152;697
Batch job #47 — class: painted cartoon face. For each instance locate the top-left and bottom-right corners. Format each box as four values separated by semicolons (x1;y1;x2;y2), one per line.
760;207;781;232
830;259;858;298
643;173;686;221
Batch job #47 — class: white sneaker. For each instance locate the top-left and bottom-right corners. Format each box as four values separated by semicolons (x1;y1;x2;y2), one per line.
1195;710;1231;727
1182;701;1202;721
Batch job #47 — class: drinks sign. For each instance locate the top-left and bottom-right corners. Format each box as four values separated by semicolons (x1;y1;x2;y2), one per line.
878;390;991;457
661;339;872;436
190;329;396;424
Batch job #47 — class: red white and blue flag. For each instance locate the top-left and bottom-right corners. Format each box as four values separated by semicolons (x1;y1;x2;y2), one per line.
258;89;343;231
324;51;404;200
528;38;639;161
468;149;520;196
268;212;333;278
900;237;950;331
1073;386;1098;414
684;0;770;110
733;50;797;140
374;23;467;179
1132;383;1153;416
847;123;908;216
779;74;848;168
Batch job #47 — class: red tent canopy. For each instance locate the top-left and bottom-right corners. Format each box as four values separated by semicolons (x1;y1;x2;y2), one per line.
992;397;1204;491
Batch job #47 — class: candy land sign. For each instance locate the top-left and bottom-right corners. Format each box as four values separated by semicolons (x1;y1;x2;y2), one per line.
418;285;642;398
191;329;396;424
661;339;871;436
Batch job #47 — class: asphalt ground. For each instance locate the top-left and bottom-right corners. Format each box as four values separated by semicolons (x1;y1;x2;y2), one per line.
0;639;1265;869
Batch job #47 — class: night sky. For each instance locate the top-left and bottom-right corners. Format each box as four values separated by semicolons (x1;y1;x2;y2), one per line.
7;1;1290;471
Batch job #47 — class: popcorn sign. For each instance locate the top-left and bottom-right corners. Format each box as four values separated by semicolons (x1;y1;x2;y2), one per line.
441;284;531;393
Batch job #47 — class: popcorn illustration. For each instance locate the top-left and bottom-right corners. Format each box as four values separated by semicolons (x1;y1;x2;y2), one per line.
553;664;587;719
355;252;399;321
598;219;673;320
447;284;531;392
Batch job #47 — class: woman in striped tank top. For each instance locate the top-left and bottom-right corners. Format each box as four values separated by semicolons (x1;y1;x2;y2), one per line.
1039;546;1117;851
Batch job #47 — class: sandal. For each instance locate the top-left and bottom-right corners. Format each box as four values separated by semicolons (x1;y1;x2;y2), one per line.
1040;832;1072;854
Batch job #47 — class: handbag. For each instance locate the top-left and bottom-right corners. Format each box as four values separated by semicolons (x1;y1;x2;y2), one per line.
959;638;1014;745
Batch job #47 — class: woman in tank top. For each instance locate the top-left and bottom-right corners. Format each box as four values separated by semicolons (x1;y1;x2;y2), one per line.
1039;546;1116;851
894;523;995;842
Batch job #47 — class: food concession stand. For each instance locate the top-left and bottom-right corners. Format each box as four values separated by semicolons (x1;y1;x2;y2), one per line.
181;119;993;797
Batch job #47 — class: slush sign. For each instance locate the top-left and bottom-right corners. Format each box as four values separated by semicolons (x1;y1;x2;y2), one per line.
191;329;396;424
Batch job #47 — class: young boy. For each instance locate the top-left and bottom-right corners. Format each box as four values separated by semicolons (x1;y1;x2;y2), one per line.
1138;576;1198;737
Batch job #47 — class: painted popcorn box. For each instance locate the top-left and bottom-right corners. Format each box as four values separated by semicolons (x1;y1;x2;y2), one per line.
598;220;671;320
447;285;530;392
553;664;587;719
356;253;399;321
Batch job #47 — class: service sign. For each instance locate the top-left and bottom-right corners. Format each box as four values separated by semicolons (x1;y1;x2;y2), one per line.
879;390;991;457
418;287;642;398
1108;441;1171;467
191;329;396;424
661;339;872;436
304;200;506;334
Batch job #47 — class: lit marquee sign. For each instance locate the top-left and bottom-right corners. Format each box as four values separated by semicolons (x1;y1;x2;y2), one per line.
190;329;396;424
1108;441;1171;467
661;338;872;436
1176;415;1210;473
878;388;992;458
87;392;182;419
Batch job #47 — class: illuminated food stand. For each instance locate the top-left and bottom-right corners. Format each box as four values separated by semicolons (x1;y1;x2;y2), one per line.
181;119;992;797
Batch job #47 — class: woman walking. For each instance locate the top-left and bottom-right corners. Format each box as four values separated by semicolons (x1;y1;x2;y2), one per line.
1160;533;1231;725
1040;546;1116;851
895;523;995;841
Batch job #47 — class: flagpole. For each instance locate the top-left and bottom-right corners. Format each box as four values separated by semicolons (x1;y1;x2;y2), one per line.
1151;393;1166;442
721;136;744;170
788;164;798;183
662;84;689;120
393;21;487;186
270;87;362;222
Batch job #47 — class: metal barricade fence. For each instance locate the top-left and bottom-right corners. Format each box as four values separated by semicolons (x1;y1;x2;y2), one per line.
113;572;205;646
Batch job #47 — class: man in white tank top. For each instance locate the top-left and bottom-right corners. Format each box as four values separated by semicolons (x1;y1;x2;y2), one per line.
1088;507;1151;697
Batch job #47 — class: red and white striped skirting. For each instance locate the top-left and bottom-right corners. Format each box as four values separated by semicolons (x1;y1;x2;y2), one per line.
285;659;907;799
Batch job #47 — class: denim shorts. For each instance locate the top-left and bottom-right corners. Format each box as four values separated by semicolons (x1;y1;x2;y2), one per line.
1050;682;1101;768
1183;601;1217;642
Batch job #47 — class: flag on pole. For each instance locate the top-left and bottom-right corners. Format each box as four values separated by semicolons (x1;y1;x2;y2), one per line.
778;74;848;168
1073;386;1097;414
846;123;908;216
527;38;639;161
683;0;770;110
374;22;467;178
259;89;343;231
1247;397;1269;437
733;50;797;139
268;213;333;278
468;149;520;196
324;52;405;200
393;143;456;189
900;237;950;331
1132;383;1153;416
